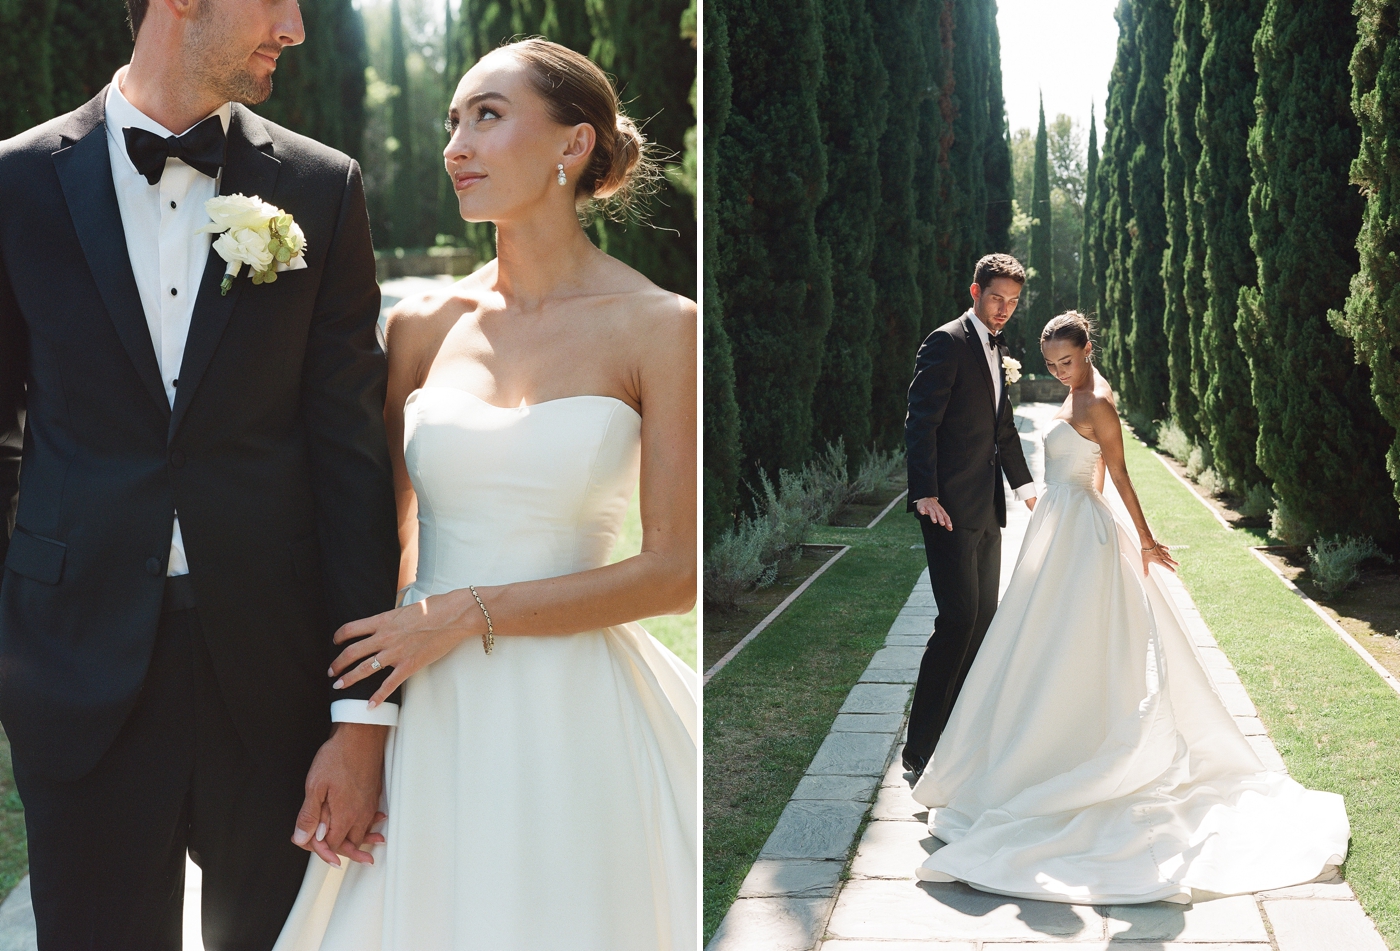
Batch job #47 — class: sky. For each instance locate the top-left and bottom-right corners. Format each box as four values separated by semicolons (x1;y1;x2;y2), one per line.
997;0;1122;140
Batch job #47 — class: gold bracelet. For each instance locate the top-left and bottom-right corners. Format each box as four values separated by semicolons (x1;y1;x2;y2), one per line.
468;585;494;655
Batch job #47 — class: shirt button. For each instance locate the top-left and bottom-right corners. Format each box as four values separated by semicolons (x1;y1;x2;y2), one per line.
170;200;177;209
146;557;162;576
170;288;178;296
170;450;186;469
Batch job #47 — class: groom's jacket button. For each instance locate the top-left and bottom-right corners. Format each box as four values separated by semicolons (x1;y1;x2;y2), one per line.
169;450;186;469
145;557;162;576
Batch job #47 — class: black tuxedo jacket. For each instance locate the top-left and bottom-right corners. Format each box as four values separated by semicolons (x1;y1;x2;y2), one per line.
0;92;400;781
905;312;1033;531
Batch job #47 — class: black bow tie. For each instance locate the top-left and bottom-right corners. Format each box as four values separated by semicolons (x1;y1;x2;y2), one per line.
123;116;227;186
988;331;1007;350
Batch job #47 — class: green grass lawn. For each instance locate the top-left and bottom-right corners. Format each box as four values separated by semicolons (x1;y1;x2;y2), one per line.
1125;432;1400;948
0;732;25;903
610;484;697;670
702;511;926;941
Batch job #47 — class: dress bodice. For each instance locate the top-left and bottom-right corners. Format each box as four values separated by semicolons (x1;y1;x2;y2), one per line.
1042;417;1101;490
402;387;641;595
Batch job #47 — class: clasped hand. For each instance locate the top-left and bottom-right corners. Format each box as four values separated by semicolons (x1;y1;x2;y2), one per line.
329;593;480;708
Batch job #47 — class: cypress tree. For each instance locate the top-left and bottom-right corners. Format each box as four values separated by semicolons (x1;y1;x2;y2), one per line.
703;0;741;543
1078;106;1099;319
1027;96;1053;348
48;0;131;115
586;0;698;298
0;0;57;139
948;0;990;288
866;0;925;449
984;0;1013;253
386;0;416;247
1161;0;1205;440
255;0;368;159
914;0;952;342
811;0;888;459
1331;0;1400;510
715;0;831;476
1097;0;1138;388
1238;0;1397;540
1124;0;1171;421
1195;0;1263;488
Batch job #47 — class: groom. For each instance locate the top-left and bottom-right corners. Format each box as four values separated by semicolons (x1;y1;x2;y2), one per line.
902;253;1036;776
0;0;402;947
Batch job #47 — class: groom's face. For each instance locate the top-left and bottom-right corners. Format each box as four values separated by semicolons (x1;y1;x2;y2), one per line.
970;277;1022;334
185;0;305;106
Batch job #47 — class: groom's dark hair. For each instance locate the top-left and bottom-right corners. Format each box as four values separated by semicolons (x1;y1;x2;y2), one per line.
973;253;1026;289
126;0;149;39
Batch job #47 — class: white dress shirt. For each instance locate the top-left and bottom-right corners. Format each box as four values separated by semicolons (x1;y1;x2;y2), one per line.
104;69;395;724
105;68;229;578
966;310;1036;502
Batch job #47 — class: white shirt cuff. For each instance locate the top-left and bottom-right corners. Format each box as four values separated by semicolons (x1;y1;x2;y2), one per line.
1013;482;1038;501
331;698;399;726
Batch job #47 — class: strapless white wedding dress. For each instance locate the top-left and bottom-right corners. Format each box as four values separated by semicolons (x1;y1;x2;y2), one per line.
911;417;1349;904
273;387;698;949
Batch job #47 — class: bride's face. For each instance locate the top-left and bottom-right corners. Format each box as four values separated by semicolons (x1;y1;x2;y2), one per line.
443;53;592;223
1042;338;1092;386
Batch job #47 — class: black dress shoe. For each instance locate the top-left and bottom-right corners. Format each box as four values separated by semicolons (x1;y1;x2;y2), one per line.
902;755;926;776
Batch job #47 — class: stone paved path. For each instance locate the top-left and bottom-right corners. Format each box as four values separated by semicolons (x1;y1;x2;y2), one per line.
707;404;1390;951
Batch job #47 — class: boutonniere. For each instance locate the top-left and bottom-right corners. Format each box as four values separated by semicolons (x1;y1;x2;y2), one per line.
198;194;308;296
1002;355;1021;384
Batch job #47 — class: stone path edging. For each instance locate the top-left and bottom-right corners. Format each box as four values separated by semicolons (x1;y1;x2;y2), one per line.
704;544;852;685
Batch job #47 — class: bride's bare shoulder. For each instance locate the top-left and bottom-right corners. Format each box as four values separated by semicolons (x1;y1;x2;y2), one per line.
383;271;490;356
592;255;696;349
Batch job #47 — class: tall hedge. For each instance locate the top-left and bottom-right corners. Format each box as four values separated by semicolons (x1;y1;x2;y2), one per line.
1161;0;1205;440
1096;0;1139;386
702;0;740;546
866;0;925;450
715;0;831;476
49;0;132;115
983;0;1013;253
255;0;367;160
1078;107;1099;320
811;0;888;460
0;0;57;139
1195;0;1264;488
1332;0;1400;510
1238;0;1397;541
1124;0;1171;422
947;0;990;294
914;0;951;341
1026;97;1053;349
587;0;699;300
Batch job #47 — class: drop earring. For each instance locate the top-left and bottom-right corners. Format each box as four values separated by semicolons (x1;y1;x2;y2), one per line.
557;163;566;186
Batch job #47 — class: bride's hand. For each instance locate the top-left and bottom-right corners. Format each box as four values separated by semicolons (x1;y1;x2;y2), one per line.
1140;540;1179;576
330;594;480;706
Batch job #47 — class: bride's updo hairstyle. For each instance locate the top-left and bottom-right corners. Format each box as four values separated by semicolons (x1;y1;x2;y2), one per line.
501;38;659;220
1041;311;1094;350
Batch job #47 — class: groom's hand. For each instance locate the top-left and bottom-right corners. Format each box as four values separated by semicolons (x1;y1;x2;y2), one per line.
294;722;389;867
914;496;953;530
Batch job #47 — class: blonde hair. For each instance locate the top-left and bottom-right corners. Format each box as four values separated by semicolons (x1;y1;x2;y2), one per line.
495;37;660;221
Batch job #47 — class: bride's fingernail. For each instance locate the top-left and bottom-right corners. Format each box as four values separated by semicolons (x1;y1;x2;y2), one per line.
292;828;311;846
333;679;345;689
367;699;378;710
327;667;335;676
316;822;328;842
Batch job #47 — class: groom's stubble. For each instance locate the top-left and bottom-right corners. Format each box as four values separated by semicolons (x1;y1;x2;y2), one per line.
185;0;277;107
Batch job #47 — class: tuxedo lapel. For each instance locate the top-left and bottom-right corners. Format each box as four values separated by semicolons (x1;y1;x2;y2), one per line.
50;92;171;420
962;313;997;413
170;105;280;441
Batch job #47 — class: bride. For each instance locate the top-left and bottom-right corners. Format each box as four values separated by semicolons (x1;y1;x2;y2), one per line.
272;38;697;949
910;311;1348;904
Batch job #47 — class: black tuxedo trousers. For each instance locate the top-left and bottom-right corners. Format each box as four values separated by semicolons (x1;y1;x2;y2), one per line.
14;593;313;951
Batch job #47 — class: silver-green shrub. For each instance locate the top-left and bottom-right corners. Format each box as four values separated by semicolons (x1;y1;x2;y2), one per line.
1306;535;1393;597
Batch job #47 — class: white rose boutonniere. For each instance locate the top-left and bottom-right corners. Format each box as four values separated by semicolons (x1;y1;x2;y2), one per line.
198;194;308;296
1002;355;1022;384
